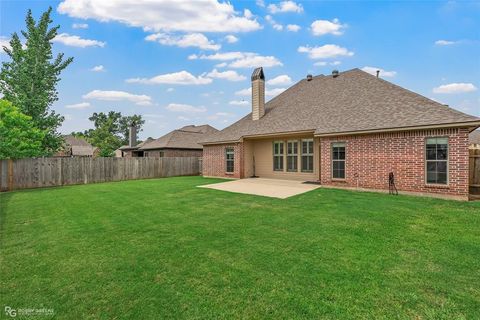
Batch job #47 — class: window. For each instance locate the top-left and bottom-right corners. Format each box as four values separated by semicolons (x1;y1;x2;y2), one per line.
301;139;314;172
225;147;234;173
426;137;448;184
332;142;346;179
287;141;298;172
273;141;284;171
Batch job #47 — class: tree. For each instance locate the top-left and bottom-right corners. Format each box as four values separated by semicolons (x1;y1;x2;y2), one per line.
72;111;145;157
0;100;45;159
0;7;73;155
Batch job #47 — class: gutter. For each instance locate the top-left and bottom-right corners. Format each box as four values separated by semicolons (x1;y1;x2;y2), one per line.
314;121;480;137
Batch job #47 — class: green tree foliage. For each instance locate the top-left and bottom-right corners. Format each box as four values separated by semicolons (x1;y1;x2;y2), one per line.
72;111;145;157
0;100;45;159
0;7;73;155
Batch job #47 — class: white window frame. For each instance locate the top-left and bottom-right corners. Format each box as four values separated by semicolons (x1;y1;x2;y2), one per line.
301;139;314;173
331;142;346;180
425;137;449;185
286;140;298;172
273;141;284;171
225;147;235;173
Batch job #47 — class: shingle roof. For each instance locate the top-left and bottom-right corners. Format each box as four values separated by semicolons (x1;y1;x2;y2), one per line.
139;125;218;150
62;135;96;156
203;68;480;144
470;130;480;145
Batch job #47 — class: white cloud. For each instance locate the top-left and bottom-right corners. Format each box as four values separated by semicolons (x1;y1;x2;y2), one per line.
52;33;105;48
191;51;282;68
206;69;246;81
286;24;301;32
266;87;287;97
90;65;105;72
235;88;251;96
435;40;456;46
313;61;341;66
268;1;303;13
58;0;261;33
72;23;88;29
189;51;245;61
215;62;228;68
83;90;152;105
177;116;190;121
265;15;283;31
310;19;345;36
65;102;91;109
228;54;283;68
126;71;212;85
433;83;478;94
361;66;397;78
224;35;239;43
166;88;174;92
207;112;236;120
298;45;354;59
166;103;206;113
145;33;220;50
229;100;249;106
331;61;341;66
256;0;265;7
267;75;292;86
0;36;11;53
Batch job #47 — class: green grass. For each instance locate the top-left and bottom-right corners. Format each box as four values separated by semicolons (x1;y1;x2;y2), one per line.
1;176;479;319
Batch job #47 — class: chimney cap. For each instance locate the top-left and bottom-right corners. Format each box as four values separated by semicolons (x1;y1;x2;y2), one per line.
376;70;380;78
306;74;313;81
251;67;265;81
332;70;339;78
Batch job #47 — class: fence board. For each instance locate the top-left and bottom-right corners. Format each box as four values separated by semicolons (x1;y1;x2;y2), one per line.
0;156;201;192
470;149;480;196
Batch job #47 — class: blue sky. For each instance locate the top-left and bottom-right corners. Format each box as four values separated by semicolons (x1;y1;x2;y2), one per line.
1;0;479;139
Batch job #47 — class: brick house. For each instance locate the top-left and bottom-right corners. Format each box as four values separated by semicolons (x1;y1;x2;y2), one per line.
119;125;217;158
201;68;480;200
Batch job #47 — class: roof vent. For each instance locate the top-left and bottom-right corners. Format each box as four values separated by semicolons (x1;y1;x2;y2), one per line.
332;70;339;78
306;74;313;81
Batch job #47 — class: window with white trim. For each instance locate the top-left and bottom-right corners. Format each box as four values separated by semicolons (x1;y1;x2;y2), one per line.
287;140;298;172
225;147;234;173
426;137;448;184
273;141;284;171
301;139;314;172
332;142;345;179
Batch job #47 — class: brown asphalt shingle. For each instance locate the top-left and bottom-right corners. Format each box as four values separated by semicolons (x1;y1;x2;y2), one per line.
203;68;479;144
140;125;218;150
470;130;480;145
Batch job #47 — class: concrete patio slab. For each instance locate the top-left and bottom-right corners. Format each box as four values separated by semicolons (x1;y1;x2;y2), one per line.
198;178;320;199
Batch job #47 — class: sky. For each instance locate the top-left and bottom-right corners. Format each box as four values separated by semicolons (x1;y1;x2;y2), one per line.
1;0;479;140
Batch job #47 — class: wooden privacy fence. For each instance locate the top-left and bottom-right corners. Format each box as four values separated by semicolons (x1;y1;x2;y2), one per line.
0;156;201;192
470;149;480;196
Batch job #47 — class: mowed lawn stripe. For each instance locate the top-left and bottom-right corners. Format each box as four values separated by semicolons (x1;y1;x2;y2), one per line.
1;176;479;319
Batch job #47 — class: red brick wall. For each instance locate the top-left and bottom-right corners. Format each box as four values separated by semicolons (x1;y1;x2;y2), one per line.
320;128;470;199
203;143;244;178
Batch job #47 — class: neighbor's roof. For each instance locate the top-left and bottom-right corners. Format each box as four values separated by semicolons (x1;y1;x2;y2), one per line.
202;68;480;144
470;130;480;145
63;135;95;156
119;137;155;151
139;125;218;150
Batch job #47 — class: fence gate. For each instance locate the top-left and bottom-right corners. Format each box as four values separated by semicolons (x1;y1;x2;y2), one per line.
470;149;480;199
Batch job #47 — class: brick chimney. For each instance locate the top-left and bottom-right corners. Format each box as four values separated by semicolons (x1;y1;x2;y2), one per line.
251;67;265;121
129;122;137;147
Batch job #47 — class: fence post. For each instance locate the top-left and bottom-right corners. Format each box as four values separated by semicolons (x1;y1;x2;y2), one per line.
7;159;14;191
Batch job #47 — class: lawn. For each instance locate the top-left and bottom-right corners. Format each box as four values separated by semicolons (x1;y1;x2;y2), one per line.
1;176;479;319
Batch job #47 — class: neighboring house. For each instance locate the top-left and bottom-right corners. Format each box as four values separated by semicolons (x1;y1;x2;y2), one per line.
470;130;480;149
120;125;218;158
201;67;480;200
55;135;97;157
